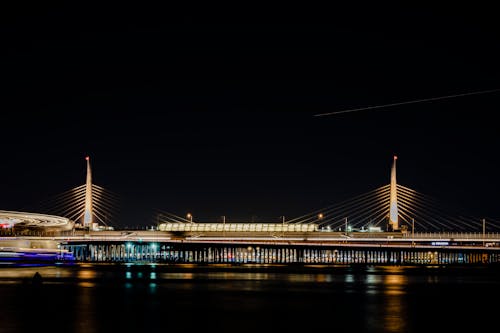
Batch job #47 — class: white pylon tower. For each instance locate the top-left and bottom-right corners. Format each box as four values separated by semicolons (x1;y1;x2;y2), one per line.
83;156;93;229
389;155;399;230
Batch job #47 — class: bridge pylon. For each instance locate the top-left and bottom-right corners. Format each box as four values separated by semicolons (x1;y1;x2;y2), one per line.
389;155;399;230
82;156;93;228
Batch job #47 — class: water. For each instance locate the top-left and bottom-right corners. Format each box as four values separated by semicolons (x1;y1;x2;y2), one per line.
1;263;499;333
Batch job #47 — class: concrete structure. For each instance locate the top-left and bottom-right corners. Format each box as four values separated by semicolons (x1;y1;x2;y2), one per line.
389;155;399;230
60;232;500;265
83;156;93;228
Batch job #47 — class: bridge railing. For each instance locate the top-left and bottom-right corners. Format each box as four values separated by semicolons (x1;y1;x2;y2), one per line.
403;232;500;239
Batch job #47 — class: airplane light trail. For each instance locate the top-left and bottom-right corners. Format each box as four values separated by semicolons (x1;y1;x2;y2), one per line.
314;88;500;117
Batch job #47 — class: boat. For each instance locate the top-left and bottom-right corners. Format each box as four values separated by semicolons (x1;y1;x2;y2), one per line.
0;247;75;263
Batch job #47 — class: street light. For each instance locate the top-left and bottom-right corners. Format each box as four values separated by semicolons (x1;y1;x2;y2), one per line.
483;218;486;247
412;218;415;246
281;216;285;237
187;213;193;223
318;214;325;231
222;216;226;236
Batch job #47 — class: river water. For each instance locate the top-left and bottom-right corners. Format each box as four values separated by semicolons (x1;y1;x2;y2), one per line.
0;263;498;333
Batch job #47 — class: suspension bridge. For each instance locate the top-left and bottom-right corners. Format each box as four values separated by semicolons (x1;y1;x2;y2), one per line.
4;156;120;234
156;156;500;234
2;155;500;265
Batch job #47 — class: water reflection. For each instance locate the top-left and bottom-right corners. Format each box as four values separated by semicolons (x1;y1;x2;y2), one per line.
384;274;407;296
0;264;499;332
74;283;97;333
314;274;333;283
383;292;406;332
365;274;383;295
158;272;194;280
77;269;96;280
0;266;73;280
365;274;383;285
382;269;408;332
344;274;355;283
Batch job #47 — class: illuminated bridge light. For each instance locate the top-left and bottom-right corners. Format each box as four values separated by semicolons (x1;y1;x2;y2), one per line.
158;222;318;233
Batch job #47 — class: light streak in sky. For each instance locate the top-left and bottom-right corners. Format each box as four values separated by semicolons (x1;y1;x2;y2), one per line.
314;88;500;117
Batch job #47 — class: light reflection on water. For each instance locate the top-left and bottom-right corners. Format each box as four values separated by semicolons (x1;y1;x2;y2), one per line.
384;289;406;333
74;283;96;333
384;274;407;295
0;263;433;289
77;269;97;280
1;263;499;332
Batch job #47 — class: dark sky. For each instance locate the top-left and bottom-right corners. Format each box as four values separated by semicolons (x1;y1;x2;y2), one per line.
2;3;500;227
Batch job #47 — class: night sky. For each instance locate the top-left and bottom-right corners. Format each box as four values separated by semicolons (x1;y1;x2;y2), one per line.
2;4;500;227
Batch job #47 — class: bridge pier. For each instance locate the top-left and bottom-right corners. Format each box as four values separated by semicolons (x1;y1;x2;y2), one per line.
60;241;500;266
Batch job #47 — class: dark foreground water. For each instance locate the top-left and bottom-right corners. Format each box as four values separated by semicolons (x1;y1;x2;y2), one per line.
1;263;499;333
